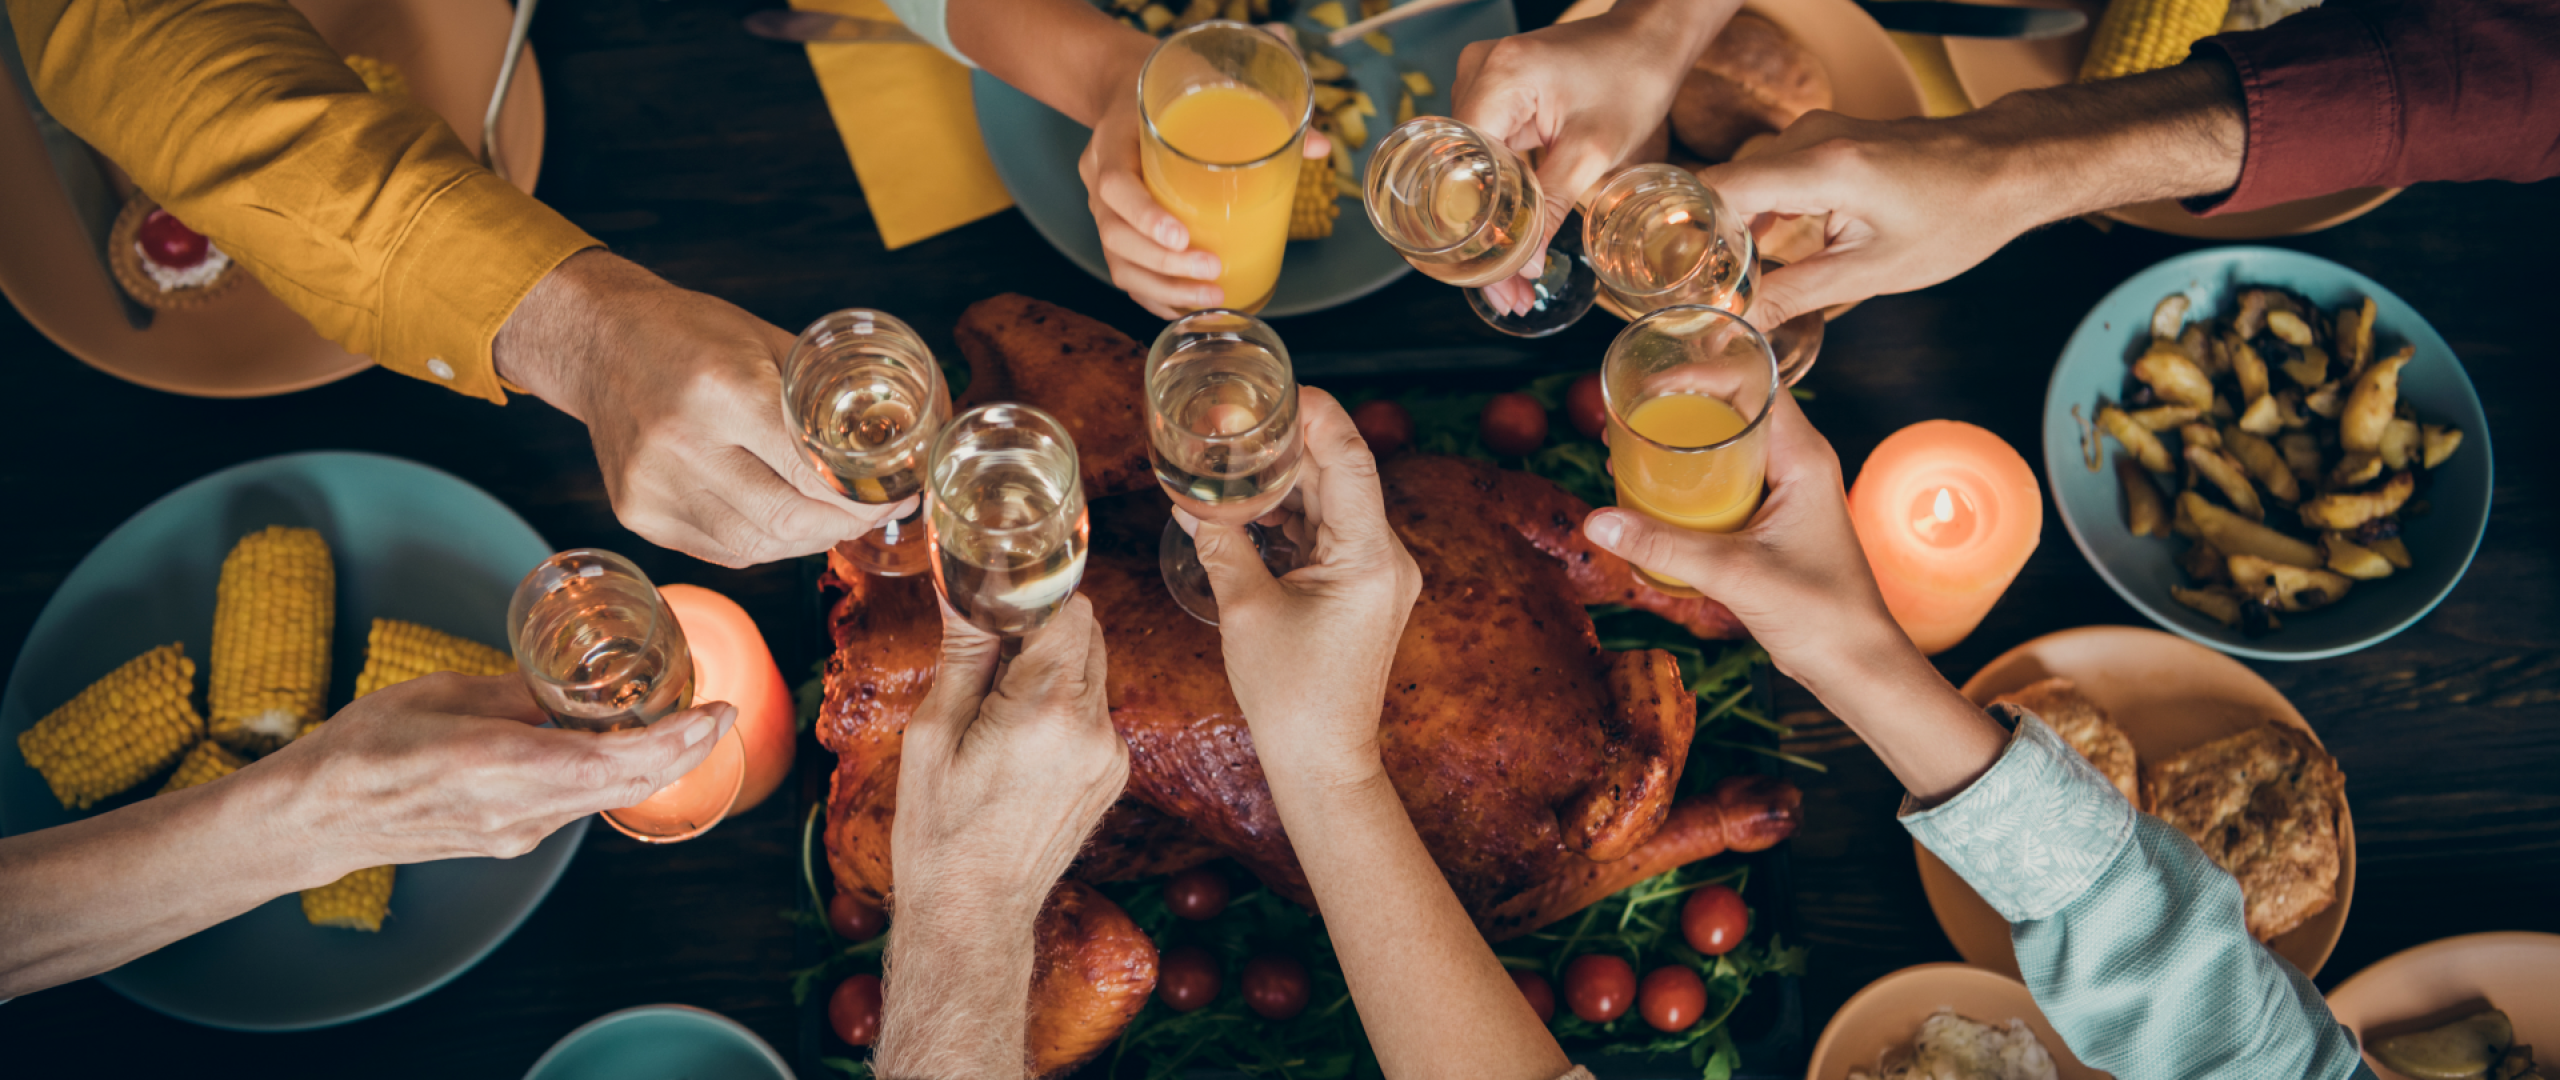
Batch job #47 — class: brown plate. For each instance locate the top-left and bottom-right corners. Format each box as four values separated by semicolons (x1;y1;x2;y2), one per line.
1915;625;2356;980
2326;932;2560;1080
1806;963;2108;1080
0;0;545;398
1938;0;2396;238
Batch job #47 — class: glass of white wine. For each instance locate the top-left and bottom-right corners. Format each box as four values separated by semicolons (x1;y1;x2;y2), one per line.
782;309;949;577
1362;115;1596;338
1582;164;1823;385
925;403;1091;638
508;548;745;843
1146;310;1305;625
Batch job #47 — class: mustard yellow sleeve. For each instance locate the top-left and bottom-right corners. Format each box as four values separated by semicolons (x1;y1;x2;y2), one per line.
7;0;598;403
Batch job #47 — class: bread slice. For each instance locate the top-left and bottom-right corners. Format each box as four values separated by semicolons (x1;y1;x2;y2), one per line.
1992;678;2143;809
2144;722;2346;941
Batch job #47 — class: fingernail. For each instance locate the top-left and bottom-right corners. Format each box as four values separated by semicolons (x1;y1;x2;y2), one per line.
683;714;715;747
1157;221;1186;249
1194;255;1223;278
1585;511;1622;548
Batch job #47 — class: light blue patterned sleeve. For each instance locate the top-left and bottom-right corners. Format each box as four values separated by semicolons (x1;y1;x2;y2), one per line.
1901;710;2374;1080
880;0;975;66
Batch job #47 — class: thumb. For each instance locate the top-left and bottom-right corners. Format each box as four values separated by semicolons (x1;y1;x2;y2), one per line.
1581;507;1751;601
1743;252;1859;333
1188;514;1281;609
580;702;736;811
1523;139;1614;276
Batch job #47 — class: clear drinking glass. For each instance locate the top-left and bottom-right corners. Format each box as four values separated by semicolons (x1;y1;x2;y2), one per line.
1363;115;1596;337
1602;306;1781;597
1146;310;1306;625
1583;164;1823;384
926;404;1091;638
508;548;745;843
1139;21;1311;315
782;309;949;577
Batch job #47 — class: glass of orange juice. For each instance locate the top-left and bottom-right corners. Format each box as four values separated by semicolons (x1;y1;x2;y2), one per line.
1138;21;1310;315
1602;305;1780;597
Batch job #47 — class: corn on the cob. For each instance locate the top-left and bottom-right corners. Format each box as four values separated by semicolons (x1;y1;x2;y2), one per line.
208;526;333;756
18;644;204;809
159;740;246;794
1290;149;1340;240
2078;0;2229;81
302;865;394;931
352;619;514;699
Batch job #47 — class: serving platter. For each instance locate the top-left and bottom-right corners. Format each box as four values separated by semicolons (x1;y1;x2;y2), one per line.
2325;932;2560;1080
1805;963;2105;1080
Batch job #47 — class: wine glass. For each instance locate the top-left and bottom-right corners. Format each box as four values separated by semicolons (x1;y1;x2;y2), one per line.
1582;163;1823;385
1139;20;1312;315
1146;310;1305;625
925;403;1091;638
1362;115;1596;337
781;309;949;577
508;548;746;843
1601;305;1781;597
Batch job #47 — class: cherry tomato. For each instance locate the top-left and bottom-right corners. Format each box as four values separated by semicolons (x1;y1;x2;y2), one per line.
1479;392;1550;457
827;890;886;942
1511;969;1556;1024
1681;884;1749;956
136;209;210;269
1241;953;1311;1020
1351;399;1415;457
827;973;883;1046
1157;944;1223;1013
1562;954;1636;1023
1638;965;1707;1032
1165;867;1230;922
1565;372;1609;439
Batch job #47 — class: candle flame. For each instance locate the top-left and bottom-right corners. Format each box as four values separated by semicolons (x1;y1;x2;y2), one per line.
1933;488;1954;524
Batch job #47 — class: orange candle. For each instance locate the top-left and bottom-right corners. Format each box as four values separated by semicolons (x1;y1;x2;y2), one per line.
660;584;798;813
1847;421;2042;655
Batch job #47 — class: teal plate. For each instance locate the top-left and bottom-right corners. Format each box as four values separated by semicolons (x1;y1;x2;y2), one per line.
526;1006;794;1080
970;0;1519;318
0;450;581;1029
2042;247;2494;661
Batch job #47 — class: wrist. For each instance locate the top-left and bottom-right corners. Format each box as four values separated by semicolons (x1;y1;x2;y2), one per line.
495;248;636;421
225;752;360;890
1078;30;1153;128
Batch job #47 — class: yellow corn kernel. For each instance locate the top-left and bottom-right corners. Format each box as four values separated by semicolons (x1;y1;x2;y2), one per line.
2077;0;2228;81
352;620;514;699
18;644;204;809
302;865;395;931
1290;150;1340;240
159;740;247;794
208;526;333;756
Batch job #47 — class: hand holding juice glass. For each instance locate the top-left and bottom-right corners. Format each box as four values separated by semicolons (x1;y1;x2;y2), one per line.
1138;22;1311;314
1602;305;1781;595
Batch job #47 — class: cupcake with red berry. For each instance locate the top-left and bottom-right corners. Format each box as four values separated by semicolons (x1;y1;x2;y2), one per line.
109;196;239;311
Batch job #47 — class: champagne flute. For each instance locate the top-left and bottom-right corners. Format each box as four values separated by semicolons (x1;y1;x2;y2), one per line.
1582;163;1823;384
508;548;745;843
1362;115;1597;337
1601;305;1780;597
1140;21;1312;315
926;404;1091;638
782;309;949;578
1146;310;1305;625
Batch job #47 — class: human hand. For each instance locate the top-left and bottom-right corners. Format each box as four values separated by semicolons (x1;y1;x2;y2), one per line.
273;672;734;875
1457;0;1735;316
1187;387;1421;791
891;595;1128;915
1078;25;1332;318
497;251;898;567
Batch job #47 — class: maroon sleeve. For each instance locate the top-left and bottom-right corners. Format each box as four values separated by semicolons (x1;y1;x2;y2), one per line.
2187;0;2560;215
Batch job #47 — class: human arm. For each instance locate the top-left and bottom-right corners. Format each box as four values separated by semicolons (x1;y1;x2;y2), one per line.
0;674;730;998
1191;388;1571;1080
874;597;1127;1080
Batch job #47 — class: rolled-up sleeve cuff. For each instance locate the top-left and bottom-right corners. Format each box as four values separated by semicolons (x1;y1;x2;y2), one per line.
2185;10;2396;216
879;0;975;67
1899;710;2140;924
376;170;598;405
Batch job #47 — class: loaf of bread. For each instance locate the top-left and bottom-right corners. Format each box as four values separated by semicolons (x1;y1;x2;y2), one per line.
1670;13;1833;162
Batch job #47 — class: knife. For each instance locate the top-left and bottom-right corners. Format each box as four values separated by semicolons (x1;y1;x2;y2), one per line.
1855;0;2087;38
743;10;930;45
0;3;150;329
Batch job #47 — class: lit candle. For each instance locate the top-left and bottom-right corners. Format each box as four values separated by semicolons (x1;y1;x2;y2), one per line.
659;584;798;814
1847;421;2042;655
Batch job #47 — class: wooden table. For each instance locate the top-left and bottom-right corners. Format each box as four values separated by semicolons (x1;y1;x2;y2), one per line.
4;0;2555;1074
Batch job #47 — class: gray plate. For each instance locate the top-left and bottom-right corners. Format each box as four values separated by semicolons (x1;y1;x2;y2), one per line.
2040;246;2494;661
969;0;1519;318
0;450;580;1030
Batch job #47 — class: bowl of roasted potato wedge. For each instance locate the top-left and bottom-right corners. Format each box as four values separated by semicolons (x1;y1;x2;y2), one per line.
2042;247;2492;661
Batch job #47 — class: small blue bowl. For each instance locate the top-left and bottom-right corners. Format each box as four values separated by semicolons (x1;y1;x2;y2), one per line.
2042;247;2493;661
524;1006;796;1080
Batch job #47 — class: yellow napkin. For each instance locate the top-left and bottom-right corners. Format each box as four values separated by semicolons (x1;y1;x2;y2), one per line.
792;0;1013;249
1890;32;1979;118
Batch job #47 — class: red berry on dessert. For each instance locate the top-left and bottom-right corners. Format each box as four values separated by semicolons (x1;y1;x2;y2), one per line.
136;210;211;270
108;196;239;311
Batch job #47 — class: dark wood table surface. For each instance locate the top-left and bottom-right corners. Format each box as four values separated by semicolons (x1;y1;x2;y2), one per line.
4;0;2555;1075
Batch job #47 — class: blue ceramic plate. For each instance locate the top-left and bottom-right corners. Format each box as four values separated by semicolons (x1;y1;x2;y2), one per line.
524;1006;794;1080
2042;247;2494;661
0;451;581;1030
970;0;1519;318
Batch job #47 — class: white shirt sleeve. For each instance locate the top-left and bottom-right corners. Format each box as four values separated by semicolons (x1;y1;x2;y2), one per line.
881;0;976;66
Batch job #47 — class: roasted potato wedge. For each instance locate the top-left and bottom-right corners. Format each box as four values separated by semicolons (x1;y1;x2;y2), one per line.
2134;344;2216;409
2224;429;2301;503
2281;345;2329;388
2342;345;2412;451
2324;533;2395;580
2230;334;2271;403
2300;470;2415;530
2278;432;2323;484
2228;554;2353;612
2184;491;2321;567
2330;452;2384;488
2266;309;2315;346
2099;405;2173;473
2372;535;2414;569
2187;445;2263;520
2132;405;2204;431
2180;422;2222;452
2337;297;2375;374
2173;585;2245;626
2181;537;2229;583
2237;392;2284;435
2234;289;2271;340
2422;424;2464;468
2119;454;2170;537
2379;417;2421;471
2152;294;2191;339
2303;380;2345;419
